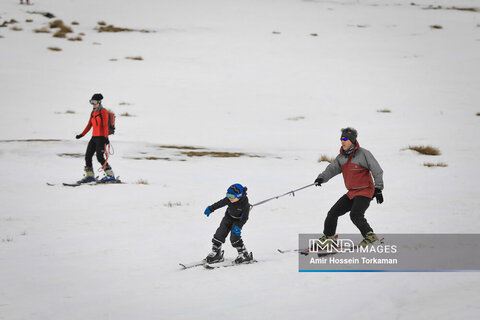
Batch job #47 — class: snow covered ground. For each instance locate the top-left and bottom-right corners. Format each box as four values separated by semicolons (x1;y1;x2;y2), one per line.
1;0;480;319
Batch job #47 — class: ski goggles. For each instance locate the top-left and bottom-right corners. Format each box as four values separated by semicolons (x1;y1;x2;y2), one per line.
341;137;349;141
89;99;101;105
226;193;240;199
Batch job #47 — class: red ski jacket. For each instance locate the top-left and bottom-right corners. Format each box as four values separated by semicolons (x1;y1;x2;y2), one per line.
81;108;109;137
317;142;384;199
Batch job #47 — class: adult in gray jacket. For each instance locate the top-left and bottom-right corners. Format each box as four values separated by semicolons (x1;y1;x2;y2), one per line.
314;127;384;247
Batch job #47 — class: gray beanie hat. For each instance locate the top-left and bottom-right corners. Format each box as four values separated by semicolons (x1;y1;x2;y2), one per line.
341;127;358;144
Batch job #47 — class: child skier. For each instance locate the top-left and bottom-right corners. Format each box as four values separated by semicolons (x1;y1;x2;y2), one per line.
75;93;115;183
314;127;384;247
204;183;253;264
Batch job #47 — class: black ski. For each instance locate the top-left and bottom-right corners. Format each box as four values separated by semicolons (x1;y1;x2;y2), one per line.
179;258;225;270
204;259;258;269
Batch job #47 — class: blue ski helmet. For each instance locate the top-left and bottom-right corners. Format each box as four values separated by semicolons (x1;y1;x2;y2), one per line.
226;183;244;199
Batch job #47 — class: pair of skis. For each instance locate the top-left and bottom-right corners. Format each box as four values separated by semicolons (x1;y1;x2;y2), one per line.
180;252;257;270
47;177;123;187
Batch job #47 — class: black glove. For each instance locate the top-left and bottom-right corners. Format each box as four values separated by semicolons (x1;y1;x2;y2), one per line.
75;134;83;139
374;188;383;204
314;177;324;186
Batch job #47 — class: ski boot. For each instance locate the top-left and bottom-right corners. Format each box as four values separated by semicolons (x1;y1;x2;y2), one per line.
311;234;337;251
100;165;116;183
205;247;224;264
359;232;379;248
77;166;96;183
234;247;253;264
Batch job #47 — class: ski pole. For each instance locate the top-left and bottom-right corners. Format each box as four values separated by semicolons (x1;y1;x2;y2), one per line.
251;183;315;208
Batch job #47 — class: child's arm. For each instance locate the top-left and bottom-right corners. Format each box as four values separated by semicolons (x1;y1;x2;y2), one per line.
208;198;229;212
204;198;229;216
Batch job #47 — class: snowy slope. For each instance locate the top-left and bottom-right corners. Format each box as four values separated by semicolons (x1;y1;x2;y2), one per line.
1;0;480;319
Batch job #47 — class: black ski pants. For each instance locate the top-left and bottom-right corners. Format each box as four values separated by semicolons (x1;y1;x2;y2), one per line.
323;194;373;237
85;136;108;167
212;214;248;249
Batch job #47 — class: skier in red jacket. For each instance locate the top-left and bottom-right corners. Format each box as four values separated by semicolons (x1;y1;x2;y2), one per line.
314;127;384;247
75;93;115;183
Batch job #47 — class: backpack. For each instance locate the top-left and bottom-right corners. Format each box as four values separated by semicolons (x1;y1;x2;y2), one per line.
91;108;116;135
105;110;116;135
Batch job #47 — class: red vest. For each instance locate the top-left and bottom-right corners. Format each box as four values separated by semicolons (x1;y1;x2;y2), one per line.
341;146;375;199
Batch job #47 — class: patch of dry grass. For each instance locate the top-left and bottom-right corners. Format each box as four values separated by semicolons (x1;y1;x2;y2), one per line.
47;47;62;51
96;23;153;33
67;36;82;41
181;151;261;158
28;11;55;19
50;20;73;38
272;31;281;34
286;116;305;121
132;156;171;161
159;145;203;150
49;20;64;28
2;19;18;27
125;56;143;61
53;30;67;38
377;109;392;113
26;19;33;23
430;25;443;29
10;26;23;31
476;112;480;116
318;155;335;163
34;27;50;33
57;153;83;158
98;25;133;32
120;112;135;117
136;179;149;185
424;5;479;12
71;21;79;25
164;202;183;207
450;7;478;12
423;162;448;167
408;145;441;155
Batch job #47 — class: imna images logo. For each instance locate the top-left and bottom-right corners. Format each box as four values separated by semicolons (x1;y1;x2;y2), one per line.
308;238;397;254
